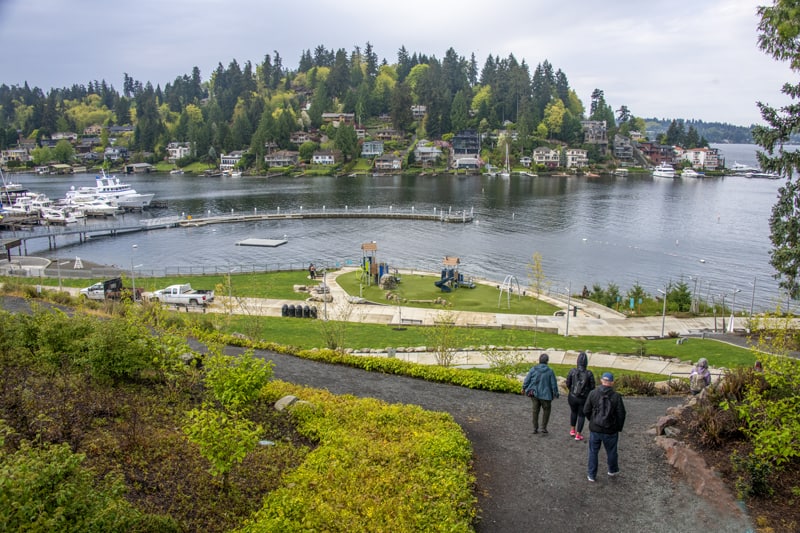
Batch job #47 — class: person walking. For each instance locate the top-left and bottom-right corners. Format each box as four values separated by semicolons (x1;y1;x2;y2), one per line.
565;351;595;441
522;353;560;435
689;358;712;395
583;372;626;482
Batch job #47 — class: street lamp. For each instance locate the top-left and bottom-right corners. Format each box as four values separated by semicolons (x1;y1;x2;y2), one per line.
749;276;757;317
564;281;572;337
131;244;138;302
689;276;699;314
729;288;741;332
658;284;668;338
719;293;727;333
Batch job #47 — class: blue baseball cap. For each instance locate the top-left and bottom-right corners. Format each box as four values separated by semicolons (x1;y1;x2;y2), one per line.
601;372;614;382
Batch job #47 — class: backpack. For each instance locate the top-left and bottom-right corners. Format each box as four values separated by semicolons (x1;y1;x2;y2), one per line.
571;369;590;398
690;370;706;392
591;392;614;429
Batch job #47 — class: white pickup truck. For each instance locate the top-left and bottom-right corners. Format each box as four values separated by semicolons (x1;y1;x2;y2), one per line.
148;283;215;307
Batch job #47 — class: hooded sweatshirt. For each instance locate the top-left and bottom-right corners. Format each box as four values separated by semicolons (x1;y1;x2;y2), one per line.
566;352;596;399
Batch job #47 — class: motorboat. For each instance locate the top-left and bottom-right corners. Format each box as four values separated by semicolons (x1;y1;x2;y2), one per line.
230;170;242;178
652;163;676;178
41;207;77;225
681;168;703;178
77;199;122;217
64;170;154;210
744;171;781;179
730;161;758;173
613;168;629;177
169;168;184;175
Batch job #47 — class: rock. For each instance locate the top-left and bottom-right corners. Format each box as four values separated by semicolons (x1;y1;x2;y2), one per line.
663;426;682;438
655;415;679;435
275;395;299;411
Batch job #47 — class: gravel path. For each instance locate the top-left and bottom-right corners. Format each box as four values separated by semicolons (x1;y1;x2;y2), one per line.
232;346;754;533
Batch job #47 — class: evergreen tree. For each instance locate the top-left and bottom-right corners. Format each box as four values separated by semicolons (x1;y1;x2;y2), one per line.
754;0;800;299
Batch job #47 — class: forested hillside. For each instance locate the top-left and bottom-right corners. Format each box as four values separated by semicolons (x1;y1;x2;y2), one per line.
0;43;755;171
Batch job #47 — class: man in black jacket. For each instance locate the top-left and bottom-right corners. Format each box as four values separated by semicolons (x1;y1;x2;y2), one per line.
583;372;626;482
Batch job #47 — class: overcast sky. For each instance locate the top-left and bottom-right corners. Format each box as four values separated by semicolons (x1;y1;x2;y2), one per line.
0;0;791;127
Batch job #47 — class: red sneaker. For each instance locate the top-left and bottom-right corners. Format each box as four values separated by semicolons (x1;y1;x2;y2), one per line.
575;434;584;441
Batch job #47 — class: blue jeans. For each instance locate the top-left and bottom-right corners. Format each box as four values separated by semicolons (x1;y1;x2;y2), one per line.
588;431;619;478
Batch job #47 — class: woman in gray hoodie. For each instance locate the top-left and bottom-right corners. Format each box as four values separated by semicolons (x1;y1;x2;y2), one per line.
522;353;560;434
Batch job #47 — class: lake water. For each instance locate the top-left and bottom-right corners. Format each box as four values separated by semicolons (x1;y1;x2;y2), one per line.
2;143;793;312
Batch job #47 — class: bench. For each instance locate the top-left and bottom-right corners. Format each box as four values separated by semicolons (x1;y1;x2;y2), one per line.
400;318;423;325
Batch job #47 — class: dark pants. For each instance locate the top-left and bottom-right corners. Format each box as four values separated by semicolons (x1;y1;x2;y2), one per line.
588;431;619;479
568;395;587;433
530;397;552;431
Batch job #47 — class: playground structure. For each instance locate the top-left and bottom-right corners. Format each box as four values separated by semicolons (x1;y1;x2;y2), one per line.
434;256;476;292
360;241;399;288
498;275;521;308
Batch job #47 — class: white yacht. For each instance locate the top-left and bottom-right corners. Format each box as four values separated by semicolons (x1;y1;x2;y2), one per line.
652;163;676;178
681;168;702;178
41;207;77;225
64;170;154;209
76;199;122;217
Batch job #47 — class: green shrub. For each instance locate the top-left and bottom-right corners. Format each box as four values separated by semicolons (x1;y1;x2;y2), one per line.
240;381;476;532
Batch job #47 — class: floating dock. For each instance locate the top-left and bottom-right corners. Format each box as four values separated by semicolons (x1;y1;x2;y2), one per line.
235;238;288;247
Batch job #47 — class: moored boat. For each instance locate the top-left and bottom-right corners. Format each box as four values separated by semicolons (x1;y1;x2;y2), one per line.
64;170;154;210
681;168;703;178
652;163;676;178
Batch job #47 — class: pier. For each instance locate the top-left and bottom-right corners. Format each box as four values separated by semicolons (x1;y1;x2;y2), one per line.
1;207;474;257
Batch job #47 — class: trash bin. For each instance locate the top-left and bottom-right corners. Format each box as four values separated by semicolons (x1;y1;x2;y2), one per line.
287;304;295;317
281;304;288;317
294;305;303;318
310;306;318;319
572;306;578;317
303;305;310;318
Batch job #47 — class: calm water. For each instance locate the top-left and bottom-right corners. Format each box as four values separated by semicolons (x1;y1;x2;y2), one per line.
2;143;792;312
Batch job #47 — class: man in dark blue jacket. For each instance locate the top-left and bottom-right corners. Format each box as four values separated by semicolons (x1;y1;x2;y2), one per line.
582;372;626;482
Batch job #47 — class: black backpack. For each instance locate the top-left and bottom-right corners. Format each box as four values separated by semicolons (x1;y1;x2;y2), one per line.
591;391;615;429
570;369;590;398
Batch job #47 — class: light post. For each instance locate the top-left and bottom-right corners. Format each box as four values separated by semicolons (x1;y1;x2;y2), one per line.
56;258;69;290
749;276;757;317
130;244;138;302
658;284;668;338
323;269;328;320
689;276;699;314
720;293;727;333
564;281;571;337
730;288;741;332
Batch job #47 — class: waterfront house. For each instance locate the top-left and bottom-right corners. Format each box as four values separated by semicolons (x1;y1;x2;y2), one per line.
533;147;560;169
265;150;299;167
565;148;588;169
167;142;191;163
220;151;244;172
104;146;128;161
581;120;608;155
613;134;634;163
414;140;442;165
637;142;675;165
321;113;355;127
411;105;427;120
675;146;720;171
312;150;341;165
520;156;532;168
290;131;312;144
361;140;384;158
374;154;402;170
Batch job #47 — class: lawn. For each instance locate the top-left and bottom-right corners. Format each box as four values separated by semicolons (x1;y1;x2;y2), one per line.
335;270;559;315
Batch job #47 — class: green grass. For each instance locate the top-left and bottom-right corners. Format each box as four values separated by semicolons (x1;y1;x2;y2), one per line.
5;271;758;372
336;270;559;315
204;314;756;371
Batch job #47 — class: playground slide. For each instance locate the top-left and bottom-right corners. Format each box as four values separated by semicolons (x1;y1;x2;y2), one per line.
435;276;454;292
